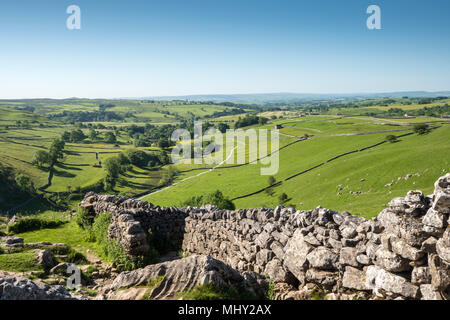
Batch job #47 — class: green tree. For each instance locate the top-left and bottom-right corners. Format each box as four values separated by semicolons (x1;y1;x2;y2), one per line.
89;128;98;141
103;157;122;191
104;157;122;180
104;132;117;143
70;129;87;142
268;176;276;186
32;150;51;168
61;131;71;142
183;190;235;210
278;192;288;204
159;166;178;186
157;138;171;149
217;123;230;133
413;124;430;135
385;135;398;143
15;174;35;193
49;138;65;164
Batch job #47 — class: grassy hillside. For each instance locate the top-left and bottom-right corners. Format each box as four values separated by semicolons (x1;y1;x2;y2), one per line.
144;120;449;218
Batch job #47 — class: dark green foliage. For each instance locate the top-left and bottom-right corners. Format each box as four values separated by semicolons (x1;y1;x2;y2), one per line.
159;166;178;186
75;208;95;230
0;246;4;255
234;115;268;129
124;149;150;167
413;124;431;135
49;138;65;164
104;131;117;143
14;174;35;193
49;110;126;123
0;164;34;210
183;190;235;210
47;245;88;265
217;123;230;133
385;135;398;143
88;213;157;272
157;138;173;149
66;250;88;264
181;283;257;300
278;192;289;204
32;150;51;168
7;217;66;234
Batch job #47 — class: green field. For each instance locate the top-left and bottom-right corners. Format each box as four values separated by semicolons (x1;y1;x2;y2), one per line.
0;98;449;220
144;118;449;218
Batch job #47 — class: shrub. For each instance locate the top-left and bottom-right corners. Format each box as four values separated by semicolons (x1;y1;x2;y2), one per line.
278;192;289;204
183;190;235;210
47;245;88;264
181;283;257;300
385;135;398;143
7;217;66;234
158;166;178;187
413;124;430;135
268;176;276;186
266;278;275;300
75;208;95;230
124;149;150;167
0;246;4;255
66;249;88;264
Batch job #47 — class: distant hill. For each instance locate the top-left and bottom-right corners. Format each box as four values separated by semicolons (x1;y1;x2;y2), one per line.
132;91;450;104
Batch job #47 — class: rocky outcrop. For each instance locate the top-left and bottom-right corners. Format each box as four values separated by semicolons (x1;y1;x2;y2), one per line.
81;173;450;300
0;277;82;300
100;255;267;300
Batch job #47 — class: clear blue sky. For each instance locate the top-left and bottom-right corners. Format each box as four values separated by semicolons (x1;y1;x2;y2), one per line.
0;0;449;98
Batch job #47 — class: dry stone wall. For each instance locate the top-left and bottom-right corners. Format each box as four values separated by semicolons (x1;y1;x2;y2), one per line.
80;173;450;300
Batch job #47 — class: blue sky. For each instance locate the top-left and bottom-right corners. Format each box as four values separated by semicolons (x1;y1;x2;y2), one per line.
0;0;449;98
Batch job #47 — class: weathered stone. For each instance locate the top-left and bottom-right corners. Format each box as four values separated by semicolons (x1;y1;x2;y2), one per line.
255;249;273;267
436;228;450;264
264;259;295;284
339;247;359;268
422;208;446;229
105;255;267;300
305;269;337;288
390;236;424;261
34;249;55;271
420;284;443;300
411;267;431;285
428;254;450;291
341;226;357;239
283;230;313;280
303;233;321;246
421;237;438;254
365;265;419;299
0;277;81;300
306;247;338;271
342;266;369;291
0;236;24;246
255;232;273;249
374;248;410;273
356;254;371;265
